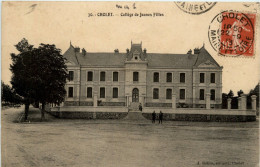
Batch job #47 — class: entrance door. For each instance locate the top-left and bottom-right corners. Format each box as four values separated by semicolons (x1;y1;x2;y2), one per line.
132;88;139;102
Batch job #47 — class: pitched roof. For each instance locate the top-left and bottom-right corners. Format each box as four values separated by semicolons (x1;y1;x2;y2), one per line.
76;52;126;67
127;43;146;61
193;46;221;68
63;45;79;65
147;53;198;68
63;44;221;69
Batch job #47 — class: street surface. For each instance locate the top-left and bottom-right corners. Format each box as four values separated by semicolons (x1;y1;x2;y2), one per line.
1;107;259;167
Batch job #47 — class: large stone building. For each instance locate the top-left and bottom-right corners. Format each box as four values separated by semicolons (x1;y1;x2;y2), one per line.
63;42;223;109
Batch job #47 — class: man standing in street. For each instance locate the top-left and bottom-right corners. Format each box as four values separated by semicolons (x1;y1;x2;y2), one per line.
152;111;156;123
159;111;163;124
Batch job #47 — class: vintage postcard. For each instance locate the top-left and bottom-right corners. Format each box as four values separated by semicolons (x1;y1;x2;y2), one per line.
1;1;259;167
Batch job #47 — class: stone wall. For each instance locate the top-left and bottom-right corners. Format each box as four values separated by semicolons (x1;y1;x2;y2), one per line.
80;101;93;106
145;103;172;107
64;101;93;106
142;113;256;122
145;103;222;109
49;111;127;119
98;102;125;106
96;112;128;119
64;101;79;106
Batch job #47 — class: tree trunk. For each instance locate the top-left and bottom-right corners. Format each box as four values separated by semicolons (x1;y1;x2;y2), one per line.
24;102;29;121
41;102;45;121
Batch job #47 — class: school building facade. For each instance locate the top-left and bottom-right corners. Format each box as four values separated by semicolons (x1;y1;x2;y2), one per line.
63;42;223;109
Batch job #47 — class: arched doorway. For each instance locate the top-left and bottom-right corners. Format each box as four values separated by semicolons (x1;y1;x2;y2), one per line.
132;88;139;102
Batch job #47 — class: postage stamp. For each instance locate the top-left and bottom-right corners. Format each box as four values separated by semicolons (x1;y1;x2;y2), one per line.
175;2;217;15
208;11;256;57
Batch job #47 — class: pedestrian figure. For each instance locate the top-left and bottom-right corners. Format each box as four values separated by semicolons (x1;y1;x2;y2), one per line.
152;111;156;123
139;103;142;112
159;111;163;124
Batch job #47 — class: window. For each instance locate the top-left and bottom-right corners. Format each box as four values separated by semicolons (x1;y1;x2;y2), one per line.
100;87;105;98
68;71;74;81
113;88;118;98
166;89;172;99
87;71;93;81
180;73;185;83
211;73;215;83
200;73;205;83
166;73;172;82
100;72;106;81
87;87;92;98
154;72;159;82
180;89;185;99
68;87;73;97
113;72;118;82
200;89;205;100
153;88;159;99
133;72;139;82
211;89;215;100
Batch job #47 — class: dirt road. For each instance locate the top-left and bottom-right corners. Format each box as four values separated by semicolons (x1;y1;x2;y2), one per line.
1;107;259;167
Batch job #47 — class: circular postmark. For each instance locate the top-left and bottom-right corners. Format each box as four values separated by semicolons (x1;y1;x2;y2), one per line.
175;2;217;15
208;11;255;57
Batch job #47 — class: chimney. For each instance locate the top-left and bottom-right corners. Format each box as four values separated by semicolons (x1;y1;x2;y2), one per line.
194;48;200;54
82;48;86;56
187;49;192;54
114;49;119;53
144;48;147;54
75;47;80;53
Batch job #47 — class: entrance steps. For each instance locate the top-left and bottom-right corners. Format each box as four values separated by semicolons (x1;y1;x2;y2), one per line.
129;102;140;111
124;111;147;120
125;102;147;120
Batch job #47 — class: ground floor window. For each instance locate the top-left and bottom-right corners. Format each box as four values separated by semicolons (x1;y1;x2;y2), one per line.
166;89;172;99
200;89;205;100
87;87;92;98
68;87;73;97
153;88;159;99
211;89;215;100
179;89;185;99
100;87;105;98
113;88;118;98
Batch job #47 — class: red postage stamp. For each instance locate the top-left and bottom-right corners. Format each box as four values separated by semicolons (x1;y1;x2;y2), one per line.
209;11;256;57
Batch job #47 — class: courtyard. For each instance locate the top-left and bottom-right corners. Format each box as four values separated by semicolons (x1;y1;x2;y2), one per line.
1;107;259;167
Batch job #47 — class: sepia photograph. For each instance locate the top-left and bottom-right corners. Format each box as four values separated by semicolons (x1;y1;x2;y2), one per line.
1;1;259;167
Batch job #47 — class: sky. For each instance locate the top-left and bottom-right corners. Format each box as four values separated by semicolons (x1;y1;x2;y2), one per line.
1;1;259;94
